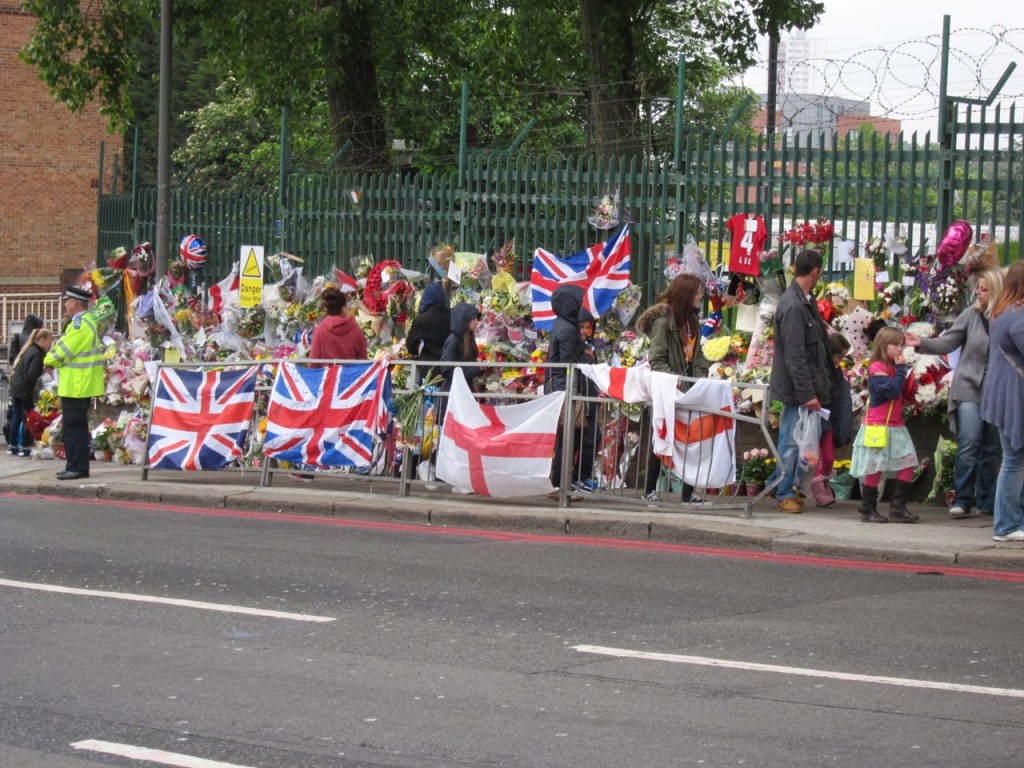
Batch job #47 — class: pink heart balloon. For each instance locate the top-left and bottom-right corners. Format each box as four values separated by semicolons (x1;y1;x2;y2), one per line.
936;220;973;268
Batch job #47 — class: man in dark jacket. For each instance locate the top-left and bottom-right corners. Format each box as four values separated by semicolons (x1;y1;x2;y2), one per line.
769;249;834;512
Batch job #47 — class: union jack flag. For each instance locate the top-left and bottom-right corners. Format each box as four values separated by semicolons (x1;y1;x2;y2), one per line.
262;361;392;469
530;223;631;330
147;366;258;471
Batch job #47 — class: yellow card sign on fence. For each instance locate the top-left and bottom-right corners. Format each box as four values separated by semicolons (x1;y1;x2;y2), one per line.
852;258;876;301
239;245;264;308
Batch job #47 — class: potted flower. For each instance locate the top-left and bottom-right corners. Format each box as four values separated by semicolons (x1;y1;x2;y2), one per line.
45;416;64;460
91;418;121;461
740;448;773;496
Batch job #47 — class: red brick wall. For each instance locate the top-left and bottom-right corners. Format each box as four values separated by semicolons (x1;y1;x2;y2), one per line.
0;2;117;293
836;113;903;139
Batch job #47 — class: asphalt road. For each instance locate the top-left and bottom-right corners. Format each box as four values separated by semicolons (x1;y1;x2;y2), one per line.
1;493;1022;768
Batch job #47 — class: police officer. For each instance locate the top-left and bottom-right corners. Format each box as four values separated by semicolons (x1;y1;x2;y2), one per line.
45;286;105;480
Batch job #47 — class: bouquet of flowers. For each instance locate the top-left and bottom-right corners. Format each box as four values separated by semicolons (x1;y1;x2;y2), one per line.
824;281;850;310
780;219;835;251
864;236;889;270
614;330;648;367
701;335;733;363
491;238;518;276
107;246;128;270
237;306;267;339
588;191;620;230
864;233;909;271
36;388;59;417
614;283;643;325
925;437;957;503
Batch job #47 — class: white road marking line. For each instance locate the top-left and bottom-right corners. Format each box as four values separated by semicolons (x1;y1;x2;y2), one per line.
72;739;256;767
0;578;335;623
573;644;1024;698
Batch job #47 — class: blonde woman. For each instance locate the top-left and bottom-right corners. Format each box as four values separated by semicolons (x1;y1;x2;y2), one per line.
905;266;1005;518
8;327;54;456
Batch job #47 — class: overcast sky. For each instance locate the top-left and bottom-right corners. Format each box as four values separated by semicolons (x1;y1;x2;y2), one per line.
739;2;1024;137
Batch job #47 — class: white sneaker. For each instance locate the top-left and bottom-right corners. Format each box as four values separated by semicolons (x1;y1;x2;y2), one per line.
949;505;970;518
643;492;661;507
992;530;1024;542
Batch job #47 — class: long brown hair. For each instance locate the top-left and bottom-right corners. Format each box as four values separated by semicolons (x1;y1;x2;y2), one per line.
869;326;905;367
657;273;702;336
990;261;1024;319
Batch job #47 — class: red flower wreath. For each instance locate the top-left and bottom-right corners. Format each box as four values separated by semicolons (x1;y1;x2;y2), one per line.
362;260;409;313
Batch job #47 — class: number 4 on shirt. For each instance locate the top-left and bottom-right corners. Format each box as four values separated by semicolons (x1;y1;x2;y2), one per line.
727;213;767;277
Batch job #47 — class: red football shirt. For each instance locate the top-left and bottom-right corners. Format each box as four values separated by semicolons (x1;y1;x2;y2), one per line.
727;214;767;276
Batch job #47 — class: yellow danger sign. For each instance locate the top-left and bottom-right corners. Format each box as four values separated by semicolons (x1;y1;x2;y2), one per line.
242;248;263;278
239;245;264;308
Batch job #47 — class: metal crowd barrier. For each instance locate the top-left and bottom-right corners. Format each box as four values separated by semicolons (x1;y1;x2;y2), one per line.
139;358;779;518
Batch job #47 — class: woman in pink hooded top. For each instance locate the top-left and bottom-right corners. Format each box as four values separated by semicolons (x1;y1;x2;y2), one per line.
309;287;367;361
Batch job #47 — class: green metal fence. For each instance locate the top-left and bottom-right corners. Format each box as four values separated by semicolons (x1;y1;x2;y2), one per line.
98;116;1022;297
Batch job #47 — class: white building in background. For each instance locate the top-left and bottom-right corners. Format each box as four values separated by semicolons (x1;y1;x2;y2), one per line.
779;30;826;95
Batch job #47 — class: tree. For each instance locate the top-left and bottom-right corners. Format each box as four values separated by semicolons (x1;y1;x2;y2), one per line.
20;0;807;170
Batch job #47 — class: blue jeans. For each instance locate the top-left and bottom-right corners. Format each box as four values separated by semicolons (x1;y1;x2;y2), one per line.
767;402;801;501
992;432;1024;536
10;398;31;450
952;401;1001;514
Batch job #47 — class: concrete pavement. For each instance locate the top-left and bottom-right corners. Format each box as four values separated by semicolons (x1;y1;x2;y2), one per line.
1;451;1022;572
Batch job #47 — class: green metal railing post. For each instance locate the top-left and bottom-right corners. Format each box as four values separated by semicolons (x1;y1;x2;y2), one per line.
131;127;140;244
937;14;953;235
672;56;686;296
278;107;289;255
458;80;469;248
96;140;106;264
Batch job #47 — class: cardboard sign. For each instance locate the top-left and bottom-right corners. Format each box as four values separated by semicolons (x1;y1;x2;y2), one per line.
852;258;876;301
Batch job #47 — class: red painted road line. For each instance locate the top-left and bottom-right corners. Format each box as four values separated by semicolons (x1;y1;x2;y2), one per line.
8;492;1024;584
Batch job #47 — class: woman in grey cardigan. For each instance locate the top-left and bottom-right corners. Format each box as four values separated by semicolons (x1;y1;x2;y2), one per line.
905;266;1004;518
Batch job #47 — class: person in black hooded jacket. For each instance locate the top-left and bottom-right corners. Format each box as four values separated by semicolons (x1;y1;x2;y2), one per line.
405;281;450;383
545;285;597;491
544;285;589;392
441;303;481;391
8;314;43;366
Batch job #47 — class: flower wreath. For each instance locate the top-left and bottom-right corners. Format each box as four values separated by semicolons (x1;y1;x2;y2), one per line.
362;260;410;313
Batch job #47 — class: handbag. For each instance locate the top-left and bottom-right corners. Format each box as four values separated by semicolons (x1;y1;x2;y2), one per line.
862;401;894;449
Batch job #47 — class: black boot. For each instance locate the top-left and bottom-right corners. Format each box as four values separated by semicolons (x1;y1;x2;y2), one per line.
859;484;887;523
888;479;919;523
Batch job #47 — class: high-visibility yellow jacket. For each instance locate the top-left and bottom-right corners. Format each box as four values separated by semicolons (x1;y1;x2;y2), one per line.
44;312;105;398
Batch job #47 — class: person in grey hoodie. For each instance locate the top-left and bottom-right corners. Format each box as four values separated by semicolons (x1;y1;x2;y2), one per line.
905;266;1004;517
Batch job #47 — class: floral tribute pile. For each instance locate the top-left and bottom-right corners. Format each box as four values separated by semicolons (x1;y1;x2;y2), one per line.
24;212;995;481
